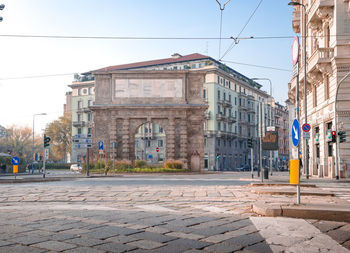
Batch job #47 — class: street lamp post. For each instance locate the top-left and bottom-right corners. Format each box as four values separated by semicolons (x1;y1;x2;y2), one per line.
288;1;309;179
32;113;46;174
252;78;273;176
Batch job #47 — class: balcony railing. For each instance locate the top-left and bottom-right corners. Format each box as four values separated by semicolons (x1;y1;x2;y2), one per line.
308;47;334;72
227;115;236;123
216;113;225;121
73;121;86;127
205;111;211;120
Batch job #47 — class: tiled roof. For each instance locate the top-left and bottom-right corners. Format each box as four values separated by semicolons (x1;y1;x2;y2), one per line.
94;53;209;72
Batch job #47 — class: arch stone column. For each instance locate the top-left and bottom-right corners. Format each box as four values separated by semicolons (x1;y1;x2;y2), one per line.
166;117;175;160
122;118;130;160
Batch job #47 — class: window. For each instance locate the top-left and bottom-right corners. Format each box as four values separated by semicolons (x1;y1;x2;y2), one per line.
88;113;92;122
77;113;81;122
173;66;178;70
217;76;220;83
78;88;82;96
328;143;333;156
78;101;82;109
88;100;93;106
204;138;207;147
159;126;163;133
78;128;82;134
192;64;196;69
218;139;220;146
229;94;231;102
88;128;91;134
203;89;206;99
145;127;148;133
235;97;237;105
224;93;226;100
218;90;220;99
146;140;151;147
158;140;163;147
88;87;92;95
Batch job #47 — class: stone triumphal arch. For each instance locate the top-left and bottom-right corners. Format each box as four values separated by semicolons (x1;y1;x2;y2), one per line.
90;70;208;171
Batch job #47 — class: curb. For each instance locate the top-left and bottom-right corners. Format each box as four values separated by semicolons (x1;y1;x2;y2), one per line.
251;189;335;197
249;183;316;188
0;178;63;184
252;202;350;222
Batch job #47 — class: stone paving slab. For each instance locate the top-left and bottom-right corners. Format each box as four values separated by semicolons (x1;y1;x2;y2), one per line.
0;175;349;252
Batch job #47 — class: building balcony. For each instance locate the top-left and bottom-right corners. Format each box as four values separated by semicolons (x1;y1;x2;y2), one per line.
292;10;300;33
247;94;255;101
227;115;236;123
308;47;334;73
238;104;248;111
238;92;247;98
247;106;255;113
205;111;211;120
308;0;334;25
216;113;226;121
204;130;214;137
222;100;232;108
73;121;86;127
248;121;255;127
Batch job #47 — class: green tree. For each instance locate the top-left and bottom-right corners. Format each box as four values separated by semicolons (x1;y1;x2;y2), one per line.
45;113;72;162
0;126;42;162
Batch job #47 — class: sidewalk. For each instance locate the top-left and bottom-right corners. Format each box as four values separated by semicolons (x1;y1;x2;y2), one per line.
246;173;350;222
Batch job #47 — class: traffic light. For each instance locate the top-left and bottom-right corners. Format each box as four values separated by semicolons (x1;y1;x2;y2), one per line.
44;135;51;148
247;138;253;148
331;131;336;143
338;131;346;143
216;154;220;159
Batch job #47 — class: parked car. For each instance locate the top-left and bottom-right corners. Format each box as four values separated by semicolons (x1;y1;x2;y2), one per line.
70;164;82;172
236;164;250;171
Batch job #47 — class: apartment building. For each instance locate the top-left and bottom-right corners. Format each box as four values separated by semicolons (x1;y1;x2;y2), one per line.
274;102;289;170
69;74;95;163
289;0;350;178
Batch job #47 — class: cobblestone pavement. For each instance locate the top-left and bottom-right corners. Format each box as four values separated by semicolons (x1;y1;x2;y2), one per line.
0;175;349;252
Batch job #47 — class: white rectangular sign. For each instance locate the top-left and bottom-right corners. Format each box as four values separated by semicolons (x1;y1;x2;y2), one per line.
303;132;310;139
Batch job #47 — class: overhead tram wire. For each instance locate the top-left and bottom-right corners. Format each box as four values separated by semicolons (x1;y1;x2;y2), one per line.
0;34;347;40
0;60;291;82
221;60;291;72
219;0;264;61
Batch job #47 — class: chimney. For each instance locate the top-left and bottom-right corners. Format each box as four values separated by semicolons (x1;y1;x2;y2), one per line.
171;53;182;59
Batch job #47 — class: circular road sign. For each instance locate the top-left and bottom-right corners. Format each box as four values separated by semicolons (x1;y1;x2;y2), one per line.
302;123;311;132
292;36;299;65
156;147;159;153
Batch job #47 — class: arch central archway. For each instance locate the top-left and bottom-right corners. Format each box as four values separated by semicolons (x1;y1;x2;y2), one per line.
134;122;166;164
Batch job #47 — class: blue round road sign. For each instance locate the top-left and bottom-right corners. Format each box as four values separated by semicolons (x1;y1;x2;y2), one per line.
302;123;311;132
292;119;300;147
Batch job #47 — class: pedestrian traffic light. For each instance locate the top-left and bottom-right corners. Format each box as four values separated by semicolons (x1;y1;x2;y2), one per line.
338;131;346;143
44;135;51;148
331;131;336;143
247;138;253;148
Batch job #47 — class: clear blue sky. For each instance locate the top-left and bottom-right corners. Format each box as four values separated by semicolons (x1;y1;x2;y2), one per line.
0;0;295;134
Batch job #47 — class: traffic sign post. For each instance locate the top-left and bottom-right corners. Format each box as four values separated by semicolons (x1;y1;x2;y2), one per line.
291;118;301;204
11;156;19;179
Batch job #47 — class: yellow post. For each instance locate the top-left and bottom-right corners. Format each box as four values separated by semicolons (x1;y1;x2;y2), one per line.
290;159;299;184
13;165;18;174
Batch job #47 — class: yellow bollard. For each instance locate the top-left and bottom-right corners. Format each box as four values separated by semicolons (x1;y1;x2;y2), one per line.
290;159;299;184
13;165;18;174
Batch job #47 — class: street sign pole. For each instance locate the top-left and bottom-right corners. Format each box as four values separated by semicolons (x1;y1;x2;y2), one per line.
43;148;46;179
86;147;90;177
251;147;254;179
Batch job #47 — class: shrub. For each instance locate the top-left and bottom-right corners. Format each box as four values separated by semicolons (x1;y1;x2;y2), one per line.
114;160;131;171
45;163;71;170
164;160;184;170
135;160;148;168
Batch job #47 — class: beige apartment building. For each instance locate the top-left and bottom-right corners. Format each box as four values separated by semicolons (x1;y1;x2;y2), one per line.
289;0;350;178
